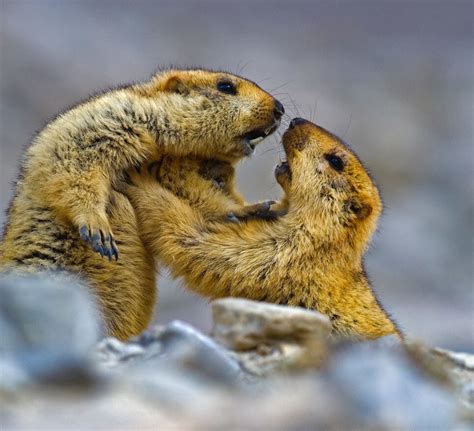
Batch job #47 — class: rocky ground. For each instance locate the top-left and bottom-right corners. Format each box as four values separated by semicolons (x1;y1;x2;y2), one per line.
1;275;473;430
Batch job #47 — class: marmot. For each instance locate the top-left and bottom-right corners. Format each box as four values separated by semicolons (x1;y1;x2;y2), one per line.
3;68;283;259
122;118;401;340
0;68;283;339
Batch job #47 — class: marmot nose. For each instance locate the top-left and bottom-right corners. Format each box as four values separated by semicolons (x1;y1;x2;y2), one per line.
289;117;307;129
273;100;285;120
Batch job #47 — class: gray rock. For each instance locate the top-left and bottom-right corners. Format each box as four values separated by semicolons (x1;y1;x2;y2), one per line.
150;320;244;385
95;321;245;386
327;341;459;430
212;298;331;350
211;298;330;374
405;342;474;416
95;337;147;369
0;272;101;388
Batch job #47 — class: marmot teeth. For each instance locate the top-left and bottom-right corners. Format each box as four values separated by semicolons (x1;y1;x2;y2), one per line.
249;136;264;145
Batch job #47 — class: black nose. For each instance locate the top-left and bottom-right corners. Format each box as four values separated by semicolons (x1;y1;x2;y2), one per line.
289;117;307;129
273;100;285;120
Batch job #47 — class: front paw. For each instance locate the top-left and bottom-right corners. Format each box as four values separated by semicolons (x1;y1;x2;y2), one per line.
78;216;119;261
227;200;281;222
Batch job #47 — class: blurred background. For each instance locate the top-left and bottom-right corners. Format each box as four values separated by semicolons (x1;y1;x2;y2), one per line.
1;0;472;351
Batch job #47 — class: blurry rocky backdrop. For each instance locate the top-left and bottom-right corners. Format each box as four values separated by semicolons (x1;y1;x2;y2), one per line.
1;0;472;350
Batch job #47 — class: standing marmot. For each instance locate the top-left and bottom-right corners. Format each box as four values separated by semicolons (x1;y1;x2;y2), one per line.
122;118;401;339
0;68;283;339
3;68;283;259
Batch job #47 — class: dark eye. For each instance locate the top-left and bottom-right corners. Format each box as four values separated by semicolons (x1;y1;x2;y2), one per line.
324;153;344;172
217;80;237;95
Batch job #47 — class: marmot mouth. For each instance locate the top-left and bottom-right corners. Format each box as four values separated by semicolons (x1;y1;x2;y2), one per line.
241;122;280;155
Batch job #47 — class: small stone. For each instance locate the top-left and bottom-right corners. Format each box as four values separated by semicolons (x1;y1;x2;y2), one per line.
211;298;331;350
95;337;146;369
132;326;165;347
211;298;331;375
155;320;244;385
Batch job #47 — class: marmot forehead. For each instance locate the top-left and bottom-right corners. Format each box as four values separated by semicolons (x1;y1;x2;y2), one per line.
149;67;263;94
284;121;375;179
153;65;257;82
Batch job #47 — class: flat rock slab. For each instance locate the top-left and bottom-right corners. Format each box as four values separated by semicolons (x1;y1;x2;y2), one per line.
212;298;331;351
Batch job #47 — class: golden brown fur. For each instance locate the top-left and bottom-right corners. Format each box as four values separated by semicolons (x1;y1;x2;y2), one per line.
123;119;401;340
0;68;282;339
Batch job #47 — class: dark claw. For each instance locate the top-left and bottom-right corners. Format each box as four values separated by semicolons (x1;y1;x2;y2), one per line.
100;231;110;260
101;234;113;262
94;244;105;257
91;233;104;257
106;248;113;262
260;200;276;212
111;237;119;261
226;213;240;223
79;225;90;243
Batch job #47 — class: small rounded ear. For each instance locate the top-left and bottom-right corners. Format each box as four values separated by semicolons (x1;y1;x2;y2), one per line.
345;200;372;220
162;75;188;94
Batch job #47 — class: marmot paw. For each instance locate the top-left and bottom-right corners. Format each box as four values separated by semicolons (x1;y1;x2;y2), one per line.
78;219;119;261
227;200;281;222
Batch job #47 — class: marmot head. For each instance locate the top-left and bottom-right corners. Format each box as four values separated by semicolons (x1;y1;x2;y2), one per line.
135;68;284;161
277;118;382;241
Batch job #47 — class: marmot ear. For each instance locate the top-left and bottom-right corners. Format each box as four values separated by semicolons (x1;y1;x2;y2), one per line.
162;75;188;95
345;200;372;220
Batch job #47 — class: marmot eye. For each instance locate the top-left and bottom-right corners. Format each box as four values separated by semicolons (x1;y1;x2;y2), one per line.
217;80;237;95
324;153;344;172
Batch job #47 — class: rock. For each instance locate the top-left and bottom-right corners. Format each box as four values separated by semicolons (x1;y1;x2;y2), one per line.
0;280;471;430
95;337;146;368
95;321;245;386
326;341;460;430
0;272;101;388
211;298;331;374
1;307;472;430
212;298;331;350
101;321;248;412
145;320;244;385
405;342;474;416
